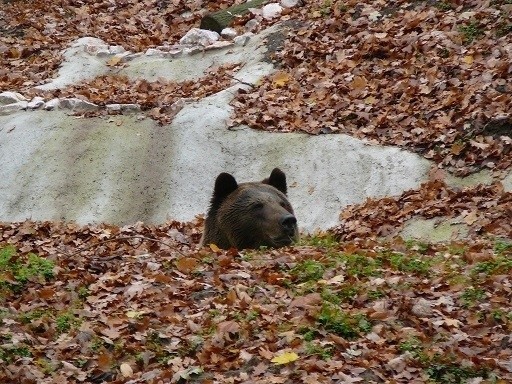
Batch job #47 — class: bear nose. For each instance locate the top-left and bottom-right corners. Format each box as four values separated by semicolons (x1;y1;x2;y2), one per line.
280;214;297;234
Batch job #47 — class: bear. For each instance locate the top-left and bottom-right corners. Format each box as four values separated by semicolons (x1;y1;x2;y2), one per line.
201;168;299;249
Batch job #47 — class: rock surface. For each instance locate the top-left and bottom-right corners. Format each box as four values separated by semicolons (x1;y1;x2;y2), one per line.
1;23;434;233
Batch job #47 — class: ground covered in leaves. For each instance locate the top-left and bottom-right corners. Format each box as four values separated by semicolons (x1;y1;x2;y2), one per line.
1;220;512;383
1;0;512;382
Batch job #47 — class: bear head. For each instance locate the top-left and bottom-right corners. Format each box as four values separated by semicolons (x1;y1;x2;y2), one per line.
201;168;299;249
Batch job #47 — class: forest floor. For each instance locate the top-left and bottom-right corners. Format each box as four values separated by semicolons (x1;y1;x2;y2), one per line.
1;0;512;383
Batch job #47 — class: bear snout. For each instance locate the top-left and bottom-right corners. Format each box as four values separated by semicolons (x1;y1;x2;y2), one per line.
280;214;297;236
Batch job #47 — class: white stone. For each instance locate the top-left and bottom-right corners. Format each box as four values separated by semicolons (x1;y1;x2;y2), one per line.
79;37;109;55
59;98;99;112
106;103;141;113
120;52;142;62
0;101;28;115
281;0;300;8
164;48;182;58
145;48;164;56
183;46;204;55
109;45;126;54
96;49;111;58
262;3;283;19
179;28;220;46
44;98;60;110
234;34;253;47
245;19;260;32
27;97;45;110
221;28;238;40
120;104;141;113
106;104;122;112
0;91;28;105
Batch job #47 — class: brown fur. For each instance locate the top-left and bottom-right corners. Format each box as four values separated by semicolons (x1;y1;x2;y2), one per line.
201;168;298;249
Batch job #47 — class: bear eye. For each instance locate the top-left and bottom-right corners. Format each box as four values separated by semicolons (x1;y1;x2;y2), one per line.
251;202;264;210
280;201;289;209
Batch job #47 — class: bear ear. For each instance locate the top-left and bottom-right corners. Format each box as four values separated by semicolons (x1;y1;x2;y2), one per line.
212;172;238;204
265;168;287;195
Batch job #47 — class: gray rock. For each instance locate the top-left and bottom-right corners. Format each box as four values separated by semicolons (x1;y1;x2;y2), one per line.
145;48;164;56
262;3;283;19
245;19;260;32
221;28;238;40
0;91;28;105
59;98;99;112
44;98;60;110
234;34;253;47
106;103;122;112
109;45;126;54
0;101;28;115
106;103;141;113
27;97;46;110
179;28;220;46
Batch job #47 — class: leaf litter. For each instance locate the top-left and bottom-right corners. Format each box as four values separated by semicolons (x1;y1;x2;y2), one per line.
1;220;512;382
1;0;512;382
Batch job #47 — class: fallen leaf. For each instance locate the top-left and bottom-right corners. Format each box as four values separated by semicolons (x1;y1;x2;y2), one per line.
175;257;198;273
106;56;122;66
462;55;474;65
271;351;299;365
272;71;292;88
120;363;133;378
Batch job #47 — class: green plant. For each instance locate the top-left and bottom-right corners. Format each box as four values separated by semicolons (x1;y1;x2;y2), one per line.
317;304;371;339
36;357;55;374
0;344;32;363
246;310;259;322
0;246;54;291
398;337;430;363
367;289;385;300
472;257;512;275
0;308;8;320
290;260;325;282
56;312;80;334
447;244;467;256
299;327;319;342
304;342;333;360
319;0;332;16
496;22;512;37
387;252;432;275
18;309;47;324
399;338;494;383
404;240;429;254
435;1;453;10
299;233;339;248
75;358;88;367
490;308;506;322
494;239;512;255
77;286;89;300
458;22;484;43
321;287;341;304
399;337;423;354
426;362;490;383
335;253;381;277
90;336;105;352
460;287;485;307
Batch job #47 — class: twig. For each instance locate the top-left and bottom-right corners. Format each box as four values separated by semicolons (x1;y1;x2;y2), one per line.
228;74;255;88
